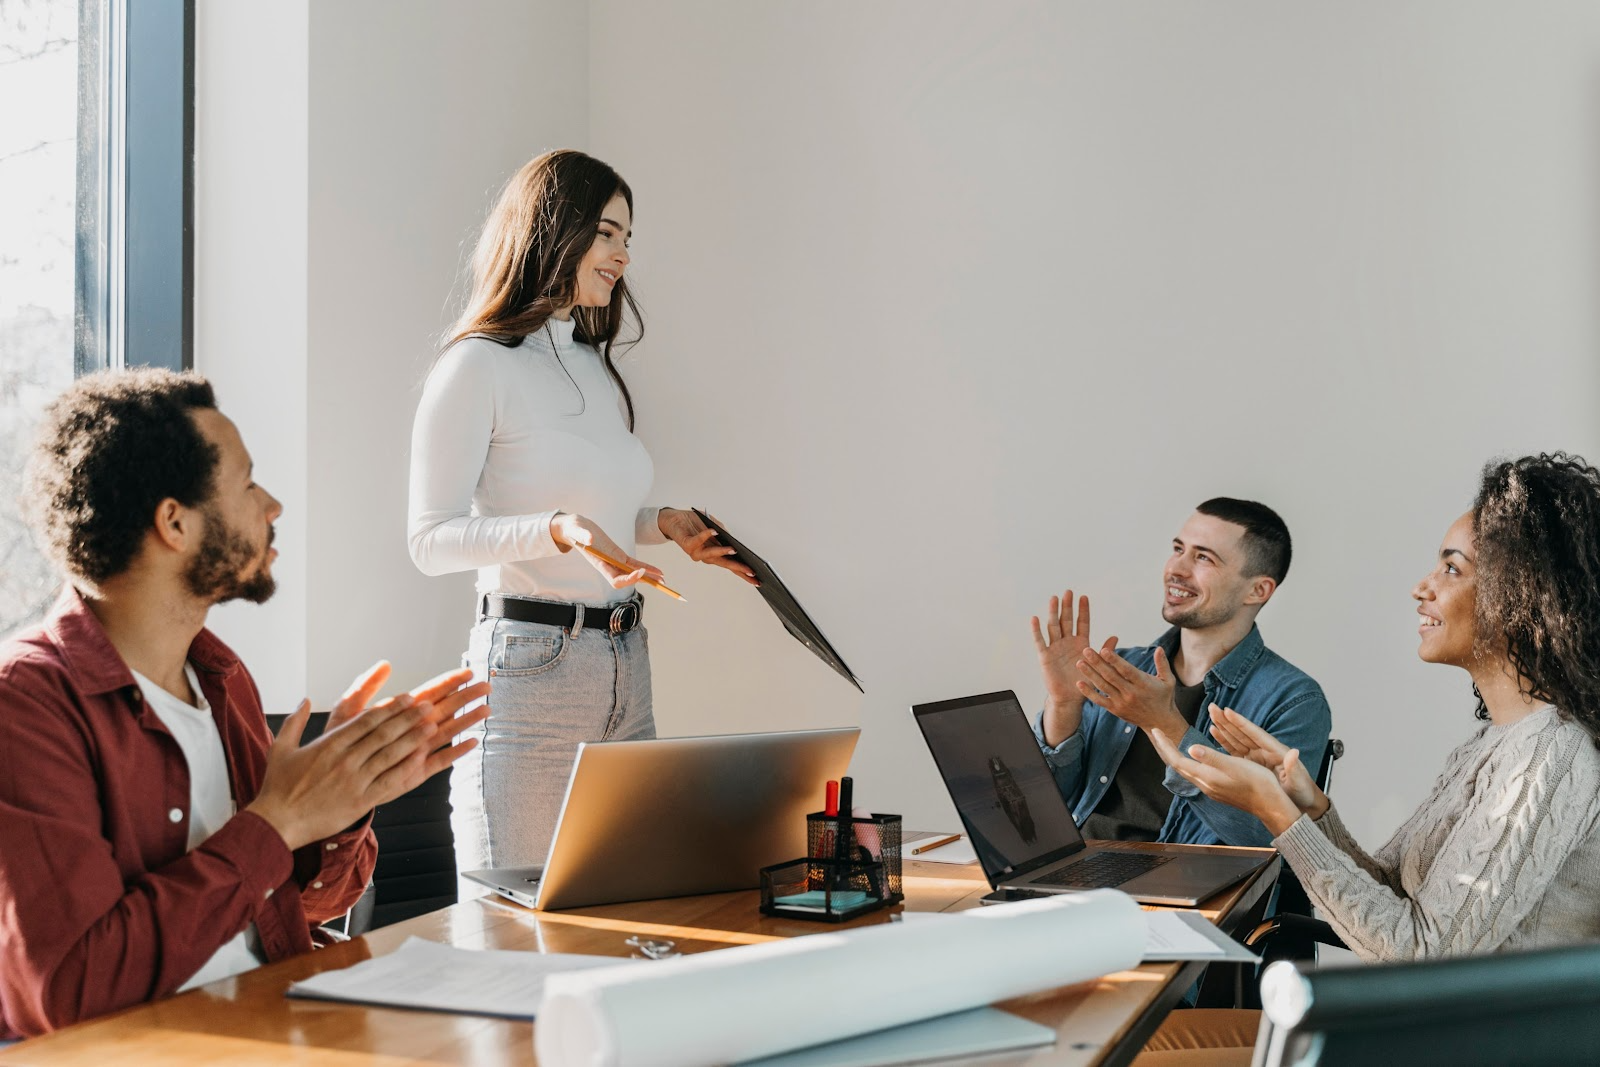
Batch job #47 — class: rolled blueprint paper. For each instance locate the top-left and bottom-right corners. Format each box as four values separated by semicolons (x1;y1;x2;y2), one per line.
537;889;1146;1067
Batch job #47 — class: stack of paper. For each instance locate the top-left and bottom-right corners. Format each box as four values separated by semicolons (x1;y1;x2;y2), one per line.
287;937;628;1019
904;834;977;865
1143;910;1258;962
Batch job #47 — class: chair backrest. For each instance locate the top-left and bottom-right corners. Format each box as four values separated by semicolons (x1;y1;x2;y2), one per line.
265;709;332;743
1251;941;1600;1066
264;711;457;933
365;767;457;929
1313;737;1343;793
1258;737;1347;932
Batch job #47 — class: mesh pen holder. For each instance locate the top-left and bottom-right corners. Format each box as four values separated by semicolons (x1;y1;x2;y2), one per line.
758;812;904;922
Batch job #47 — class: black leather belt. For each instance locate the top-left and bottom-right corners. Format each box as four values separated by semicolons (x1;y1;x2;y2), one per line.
480;594;643;635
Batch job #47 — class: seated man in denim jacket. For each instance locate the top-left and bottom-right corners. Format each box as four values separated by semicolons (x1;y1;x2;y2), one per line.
1031;498;1330;847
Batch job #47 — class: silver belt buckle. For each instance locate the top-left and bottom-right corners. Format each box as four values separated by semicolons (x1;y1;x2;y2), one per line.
609;600;640;635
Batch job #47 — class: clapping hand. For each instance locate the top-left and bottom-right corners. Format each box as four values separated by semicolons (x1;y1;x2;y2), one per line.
1207;705;1327;818
327;663;490;738
1031;590;1103;706
325;660;394;732
249;668;491;852
1030;590;1107;744
1148;725;1304;837
1075;645;1187;739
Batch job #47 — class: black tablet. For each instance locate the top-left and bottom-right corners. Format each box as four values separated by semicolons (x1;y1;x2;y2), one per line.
692;508;863;693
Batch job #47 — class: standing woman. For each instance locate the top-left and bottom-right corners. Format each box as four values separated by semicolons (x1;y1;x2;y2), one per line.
408;150;754;877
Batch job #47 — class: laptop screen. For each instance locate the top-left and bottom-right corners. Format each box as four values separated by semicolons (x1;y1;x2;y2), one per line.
913;691;1086;878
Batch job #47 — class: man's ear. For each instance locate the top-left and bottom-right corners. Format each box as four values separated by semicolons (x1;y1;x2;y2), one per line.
151;498;193;553
1244;575;1277;607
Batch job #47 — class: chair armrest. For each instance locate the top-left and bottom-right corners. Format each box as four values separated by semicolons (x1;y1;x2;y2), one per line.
1227;914;1348;1011
311;925;350;946
1247;913;1347;962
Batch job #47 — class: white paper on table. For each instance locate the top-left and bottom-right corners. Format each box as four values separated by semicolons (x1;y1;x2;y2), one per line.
287;936;630;1019
1143;911;1258;963
905;836;977;865
738;1007;1055;1067
536;889;1146;1067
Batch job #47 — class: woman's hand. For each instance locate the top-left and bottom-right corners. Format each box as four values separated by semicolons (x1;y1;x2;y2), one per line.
1149;727;1305;837
657;508;758;586
1206;705;1328;819
551;513;664;589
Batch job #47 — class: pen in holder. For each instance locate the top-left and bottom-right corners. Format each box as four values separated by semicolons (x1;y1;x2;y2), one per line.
759;812;904;922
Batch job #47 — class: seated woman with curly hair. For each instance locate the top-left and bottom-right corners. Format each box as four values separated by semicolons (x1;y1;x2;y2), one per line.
1133;453;1600;1064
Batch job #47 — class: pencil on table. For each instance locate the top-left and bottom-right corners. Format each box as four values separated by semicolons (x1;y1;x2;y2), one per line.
911;834;962;855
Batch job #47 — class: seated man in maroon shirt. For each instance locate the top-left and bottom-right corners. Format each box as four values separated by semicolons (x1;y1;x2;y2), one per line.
0;368;490;1039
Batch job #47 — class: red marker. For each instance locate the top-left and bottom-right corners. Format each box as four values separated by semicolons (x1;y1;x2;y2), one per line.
824;779;840;817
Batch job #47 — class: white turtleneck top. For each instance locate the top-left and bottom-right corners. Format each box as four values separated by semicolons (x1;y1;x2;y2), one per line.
407;316;666;604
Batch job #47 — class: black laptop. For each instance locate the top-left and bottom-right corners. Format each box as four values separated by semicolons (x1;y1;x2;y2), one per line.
913;690;1269;906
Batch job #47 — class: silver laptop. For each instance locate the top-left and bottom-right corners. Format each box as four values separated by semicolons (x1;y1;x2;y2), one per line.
913;691;1267;906
464;727;859;911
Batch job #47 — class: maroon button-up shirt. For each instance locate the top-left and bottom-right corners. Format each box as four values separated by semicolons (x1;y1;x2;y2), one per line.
0;589;377;1039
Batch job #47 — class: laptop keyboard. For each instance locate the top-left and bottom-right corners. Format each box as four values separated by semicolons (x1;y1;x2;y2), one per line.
1032;851;1173;889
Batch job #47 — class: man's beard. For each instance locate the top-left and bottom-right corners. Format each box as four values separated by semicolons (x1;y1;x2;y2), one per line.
1161;595;1235;631
184;507;276;605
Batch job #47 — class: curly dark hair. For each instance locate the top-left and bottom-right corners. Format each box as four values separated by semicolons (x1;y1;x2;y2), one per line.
1471;452;1600;737
23;368;220;588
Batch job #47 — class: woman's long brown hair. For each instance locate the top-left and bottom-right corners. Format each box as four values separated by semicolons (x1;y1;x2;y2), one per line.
446;149;643;428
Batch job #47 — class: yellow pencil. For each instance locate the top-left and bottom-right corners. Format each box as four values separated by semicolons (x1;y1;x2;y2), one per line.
575;544;687;601
911;833;962;855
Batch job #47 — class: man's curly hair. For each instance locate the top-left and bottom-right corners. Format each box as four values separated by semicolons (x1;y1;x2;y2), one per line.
1472;452;1600;738
23;369;220;589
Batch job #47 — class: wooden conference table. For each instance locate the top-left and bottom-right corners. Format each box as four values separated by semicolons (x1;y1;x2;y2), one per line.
0;842;1277;1067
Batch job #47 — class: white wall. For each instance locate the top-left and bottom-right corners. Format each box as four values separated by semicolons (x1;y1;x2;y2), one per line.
588;1;1600;843
197;2;1600;847
304;0;587;702
197;0;588;712
194;0;310;705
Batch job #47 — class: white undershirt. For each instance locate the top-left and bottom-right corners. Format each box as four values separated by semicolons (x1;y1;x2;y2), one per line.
406;315;666;604
131;664;265;990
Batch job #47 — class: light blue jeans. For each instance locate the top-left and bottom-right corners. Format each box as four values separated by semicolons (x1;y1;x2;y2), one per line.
452;597;655;894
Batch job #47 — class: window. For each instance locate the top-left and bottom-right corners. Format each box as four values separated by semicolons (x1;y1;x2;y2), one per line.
1;0;78;634
0;0;193;634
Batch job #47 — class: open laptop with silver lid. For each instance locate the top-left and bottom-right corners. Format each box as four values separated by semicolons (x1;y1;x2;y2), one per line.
913;690;1266;906
465;726;859;911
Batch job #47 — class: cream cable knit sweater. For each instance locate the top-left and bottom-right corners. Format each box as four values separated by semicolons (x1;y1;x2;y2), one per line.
1273;705;1600;962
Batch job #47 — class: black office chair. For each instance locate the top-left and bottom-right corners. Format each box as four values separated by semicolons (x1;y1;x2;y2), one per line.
264;711;457;936
1219;737;1349;1007
364;765;457;930
1251;941;1600;1066
1265;738;1343;919
1198;738;1345;1009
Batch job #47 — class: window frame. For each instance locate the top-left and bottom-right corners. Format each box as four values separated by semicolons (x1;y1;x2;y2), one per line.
75;0;194;375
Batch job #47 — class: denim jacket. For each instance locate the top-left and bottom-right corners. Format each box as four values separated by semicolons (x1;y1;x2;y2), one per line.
1031;624;1330;847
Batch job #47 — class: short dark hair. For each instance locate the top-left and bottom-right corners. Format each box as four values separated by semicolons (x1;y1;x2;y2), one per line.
1195;497;1292;585
1473;452;1600;736
24;368;220;587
